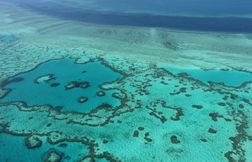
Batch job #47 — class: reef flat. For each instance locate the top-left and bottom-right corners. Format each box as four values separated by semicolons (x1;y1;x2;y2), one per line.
1;47;252;161
0;1;252;162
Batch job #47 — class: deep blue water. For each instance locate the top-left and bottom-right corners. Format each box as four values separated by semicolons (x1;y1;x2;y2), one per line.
90;0;252;15
6;0;252;33
8;0;252;16
88;0;252;16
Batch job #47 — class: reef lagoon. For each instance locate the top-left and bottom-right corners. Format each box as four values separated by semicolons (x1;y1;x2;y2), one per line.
0;0;252;162
163;65;252;87
1;59;122;112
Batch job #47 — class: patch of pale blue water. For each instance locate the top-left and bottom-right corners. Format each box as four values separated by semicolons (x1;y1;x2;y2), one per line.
164;66;252;87
0;59;122;112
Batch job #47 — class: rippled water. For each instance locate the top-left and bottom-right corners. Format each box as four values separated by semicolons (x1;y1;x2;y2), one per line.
0;1;252;162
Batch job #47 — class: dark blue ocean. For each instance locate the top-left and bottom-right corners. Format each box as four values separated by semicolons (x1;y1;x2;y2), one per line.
6;0;252;33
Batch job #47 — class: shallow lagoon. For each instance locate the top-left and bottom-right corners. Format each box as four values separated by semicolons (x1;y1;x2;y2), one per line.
0;133;89;162
0;59;122;112
164;66;252;87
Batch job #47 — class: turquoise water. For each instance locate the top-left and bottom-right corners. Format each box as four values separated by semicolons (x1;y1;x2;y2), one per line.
0;59;122;112
164;66;252;87
0;35;17;43
0;133;46;162
0;133;89;162
1;0;252;161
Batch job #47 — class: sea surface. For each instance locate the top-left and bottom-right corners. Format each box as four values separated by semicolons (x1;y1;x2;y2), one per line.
0;0;252;162
6;0;252;33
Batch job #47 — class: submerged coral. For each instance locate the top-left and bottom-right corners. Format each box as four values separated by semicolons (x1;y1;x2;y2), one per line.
0;53;251;161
